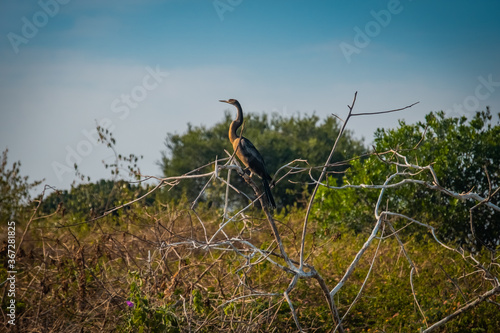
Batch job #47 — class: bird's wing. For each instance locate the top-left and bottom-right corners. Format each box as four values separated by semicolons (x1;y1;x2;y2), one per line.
239;137;271;179
239;137;266;164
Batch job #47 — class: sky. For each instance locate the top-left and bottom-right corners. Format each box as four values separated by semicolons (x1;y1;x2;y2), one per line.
1;0;499;194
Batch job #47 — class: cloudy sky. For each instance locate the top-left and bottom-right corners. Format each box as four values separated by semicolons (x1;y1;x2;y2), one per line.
1;0;499;193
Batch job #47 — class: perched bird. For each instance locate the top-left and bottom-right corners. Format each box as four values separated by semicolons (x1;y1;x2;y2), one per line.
219;99;276;209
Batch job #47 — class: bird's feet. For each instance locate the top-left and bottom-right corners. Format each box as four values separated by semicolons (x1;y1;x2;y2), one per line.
243;167;253;177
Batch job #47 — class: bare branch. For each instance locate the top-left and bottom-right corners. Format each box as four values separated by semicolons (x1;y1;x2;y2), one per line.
422;285;500;333
351;101;420;117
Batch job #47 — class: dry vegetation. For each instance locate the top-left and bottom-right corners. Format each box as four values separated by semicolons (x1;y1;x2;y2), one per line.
4;200;499;332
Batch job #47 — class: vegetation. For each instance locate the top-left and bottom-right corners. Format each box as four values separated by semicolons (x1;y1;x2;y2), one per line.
0;148;41;222
39;179;156;220
1;109;499;332
316;109;500;251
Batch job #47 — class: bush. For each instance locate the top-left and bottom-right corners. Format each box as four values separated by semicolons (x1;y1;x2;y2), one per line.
0;148;41;222
316;109;500;250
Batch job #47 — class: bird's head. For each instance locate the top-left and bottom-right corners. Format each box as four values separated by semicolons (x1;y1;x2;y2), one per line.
219;99;238;105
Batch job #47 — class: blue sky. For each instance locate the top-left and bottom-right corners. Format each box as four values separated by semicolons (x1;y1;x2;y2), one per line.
1;0;500;193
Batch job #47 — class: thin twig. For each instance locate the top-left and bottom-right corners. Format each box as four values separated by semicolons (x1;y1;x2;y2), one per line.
422;285;500;333
351;101;419;117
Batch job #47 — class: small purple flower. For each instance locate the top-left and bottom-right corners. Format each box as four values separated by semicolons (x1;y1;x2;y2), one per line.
126;301;134;308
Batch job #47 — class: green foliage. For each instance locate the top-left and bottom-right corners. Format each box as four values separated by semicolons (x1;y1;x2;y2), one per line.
159;111;365;209
123;271;180;333
316;109;500;250
39;179;156;221
310;232;500;332
0;148;42;221
192;289;205;315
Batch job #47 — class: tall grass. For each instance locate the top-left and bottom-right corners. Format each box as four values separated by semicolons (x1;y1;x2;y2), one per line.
2;199;499;332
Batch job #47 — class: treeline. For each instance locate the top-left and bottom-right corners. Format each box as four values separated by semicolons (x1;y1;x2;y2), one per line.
28;108;499;250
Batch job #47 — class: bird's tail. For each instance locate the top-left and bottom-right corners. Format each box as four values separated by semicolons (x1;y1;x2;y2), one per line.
262;178;276;210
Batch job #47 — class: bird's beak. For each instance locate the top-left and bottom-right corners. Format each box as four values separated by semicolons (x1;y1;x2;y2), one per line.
219;99;229;103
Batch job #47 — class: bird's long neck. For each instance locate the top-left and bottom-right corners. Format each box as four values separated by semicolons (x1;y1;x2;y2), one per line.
229;101;243;144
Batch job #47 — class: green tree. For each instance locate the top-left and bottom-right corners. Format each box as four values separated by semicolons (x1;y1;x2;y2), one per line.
316;109;500;250
159;111;365;209
0;149;42;221
39;179;155;220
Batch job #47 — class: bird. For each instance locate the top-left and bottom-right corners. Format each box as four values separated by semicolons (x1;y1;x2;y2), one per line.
219;99;276;209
